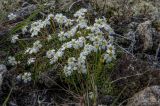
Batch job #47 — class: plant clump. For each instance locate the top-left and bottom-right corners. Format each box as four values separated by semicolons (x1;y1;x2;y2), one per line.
7;8;116;105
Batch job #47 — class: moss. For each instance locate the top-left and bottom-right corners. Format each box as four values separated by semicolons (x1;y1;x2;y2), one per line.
152;19;160;31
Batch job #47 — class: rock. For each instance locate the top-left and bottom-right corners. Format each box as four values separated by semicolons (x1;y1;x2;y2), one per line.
137;21;153;51
127;86;160;106
0;64;7;89
98;95;114;105
9;101;18;106
156;44;160;62
15;4;37;18
0;64;7;74
39;69;58;88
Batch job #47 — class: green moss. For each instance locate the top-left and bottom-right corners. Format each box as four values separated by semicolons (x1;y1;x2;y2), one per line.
152;19;160;30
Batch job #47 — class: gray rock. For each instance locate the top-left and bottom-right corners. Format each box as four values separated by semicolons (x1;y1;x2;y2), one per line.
0;64;7;89
39;69;58;88
15;4;37;18
156;44;160;62
127;86;160;106
9;101;18;106
98;95;114;105
137;21;153;51
0;64;7;75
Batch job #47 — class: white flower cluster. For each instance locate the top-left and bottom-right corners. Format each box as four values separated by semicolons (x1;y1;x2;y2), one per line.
49;37;86;64
74;8;88;28
8;13;17;20
8;56;19;66
11;34;19;44
54;13;67;24
20;8;116;77
77;44;97;74
58;26;78;41
27;58;36;65
76;16;88;28
87;18;114;35
22;26;28;34
103;44;116;63
46;49;55;59
30;14;54;37
63;44;97;76
64;57;77;77
86;33;107;50
17;72;32;83
74;8;87;17
30;20;44;37
25;40;42;54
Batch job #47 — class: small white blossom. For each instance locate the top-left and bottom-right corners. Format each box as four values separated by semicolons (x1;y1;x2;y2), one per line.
54;13;68;24
25;40;42;54
77;44;97;74
30;20;44;37
8;56;18;66
58;31;66;41
8;13;17;20
16;74;22;81
46;49;55;58
74;8;87;17
77;16;88;28
27;58;36;65
11;35;19;43
22;26;28;34
65;19;74;26
47;35;52;41
64;57;77;77
44;14;54;26
21;72;32;83
103;44;116;63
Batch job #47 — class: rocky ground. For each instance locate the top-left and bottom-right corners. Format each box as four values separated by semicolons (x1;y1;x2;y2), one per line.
0;0;160;106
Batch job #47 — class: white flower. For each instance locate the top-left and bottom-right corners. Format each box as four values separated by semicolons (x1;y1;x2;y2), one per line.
103;44;116;63
11;35;19;43
64;66;72;77
56;49;64;58
58;31;66;41
25;40;42;54
103;53;112;63
22;72;32;83
74;8;87;17
30;20;44;37
77;16;88;28
104;24;115;34
33;40;42;48
107;44;115;53
46;49;55;58
77;44;97;74
8;56;18;66
50;56;58;64
44;14;54;26
27;58;36;65
8;13;17;20
58;26;78;41
65;19;74;26
16;74;22;81
47;35;52;41
22;26;28;34
54;13;68;24
64;57;78;77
